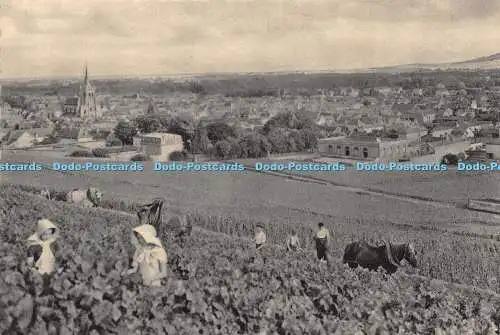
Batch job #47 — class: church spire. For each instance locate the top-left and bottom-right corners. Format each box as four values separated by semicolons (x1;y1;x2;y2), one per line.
83;61;88;86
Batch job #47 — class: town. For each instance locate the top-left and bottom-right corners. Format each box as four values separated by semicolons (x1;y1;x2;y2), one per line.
1;65;500;165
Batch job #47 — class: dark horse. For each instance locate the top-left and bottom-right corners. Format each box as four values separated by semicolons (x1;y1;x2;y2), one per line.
343;240;418;274
136;199;192;244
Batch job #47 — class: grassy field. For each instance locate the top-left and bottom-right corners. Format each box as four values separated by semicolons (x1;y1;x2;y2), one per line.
1;186;499;333
298;169;500;205
2;151;500;240
235;157;500;205
6;151;499;207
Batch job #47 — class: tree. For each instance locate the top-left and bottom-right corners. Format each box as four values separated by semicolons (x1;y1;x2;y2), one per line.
290;130;306;151
191;127;211;154
266;128;289;154
4;95;29;110
114;120;137;145
239;133;270;158
263;112;296;134
188;81;206;94
287;136;297;152
263;111;316;135
135;115;161;134
259;134;272;157
167;116;195;149
227;137;241;159
206;122;236;145
299;128;318;150
215;140;232;160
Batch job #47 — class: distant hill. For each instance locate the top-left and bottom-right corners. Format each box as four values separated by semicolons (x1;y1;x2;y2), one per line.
2;52;500;94
367;52;500;73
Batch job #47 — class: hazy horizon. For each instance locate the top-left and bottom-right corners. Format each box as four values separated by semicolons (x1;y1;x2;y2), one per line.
2;0;500;79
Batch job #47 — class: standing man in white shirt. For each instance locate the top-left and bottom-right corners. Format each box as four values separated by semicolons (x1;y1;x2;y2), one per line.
315;222;330;262
254;223;266;251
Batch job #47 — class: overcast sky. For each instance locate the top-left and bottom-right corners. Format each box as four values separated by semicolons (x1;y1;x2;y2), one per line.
1;0;500;78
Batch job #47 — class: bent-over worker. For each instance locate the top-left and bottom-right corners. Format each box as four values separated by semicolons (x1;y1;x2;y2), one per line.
286;230;301;251
126;224;168;287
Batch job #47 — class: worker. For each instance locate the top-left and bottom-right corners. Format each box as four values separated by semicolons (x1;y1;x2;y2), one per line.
286;230;301;251
26;218;60;276
26;218;61;295
175;214;192;245
254;223;266;251
315;222;330;262
125;224;168;287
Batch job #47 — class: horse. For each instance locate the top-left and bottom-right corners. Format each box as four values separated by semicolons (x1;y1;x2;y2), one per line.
66;188;102;207
136;199;192;245
343;240;418;274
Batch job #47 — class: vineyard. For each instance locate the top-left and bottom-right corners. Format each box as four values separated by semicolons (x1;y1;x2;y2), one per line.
2;160;500;239
1;185;500;334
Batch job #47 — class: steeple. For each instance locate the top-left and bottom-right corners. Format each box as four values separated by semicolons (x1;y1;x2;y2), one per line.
146;98;159;114
83;61;88;86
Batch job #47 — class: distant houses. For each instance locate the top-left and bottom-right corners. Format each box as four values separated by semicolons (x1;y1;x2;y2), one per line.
2;127;54;148
399;127;427;142
57;126;93;144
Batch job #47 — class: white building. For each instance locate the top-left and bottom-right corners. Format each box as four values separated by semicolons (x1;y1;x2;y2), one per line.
134;132;184;161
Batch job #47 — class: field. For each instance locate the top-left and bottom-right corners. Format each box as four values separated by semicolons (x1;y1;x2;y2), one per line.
2;151;500;240
1;185;500;334
234;157;500;206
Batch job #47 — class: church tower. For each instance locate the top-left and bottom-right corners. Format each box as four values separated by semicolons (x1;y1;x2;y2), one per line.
76;63;98;120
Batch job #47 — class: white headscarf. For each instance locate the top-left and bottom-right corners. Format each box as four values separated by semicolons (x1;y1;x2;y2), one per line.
27;219;59;275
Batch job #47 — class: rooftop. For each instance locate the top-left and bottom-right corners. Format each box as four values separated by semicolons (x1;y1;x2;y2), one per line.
64;97;79;106
139;132;182;138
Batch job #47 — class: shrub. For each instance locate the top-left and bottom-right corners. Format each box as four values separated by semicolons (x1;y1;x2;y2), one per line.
92;148;111;158
441;153;459;165
107;138;123;147
130;154;151;161
69;150;92;157
169;150;187;161
38;134;60;145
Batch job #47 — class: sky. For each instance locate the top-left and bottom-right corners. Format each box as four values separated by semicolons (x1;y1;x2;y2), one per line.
1;0;500;78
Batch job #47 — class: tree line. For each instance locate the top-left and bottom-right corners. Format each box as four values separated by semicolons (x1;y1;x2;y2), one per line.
113;111;319;160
